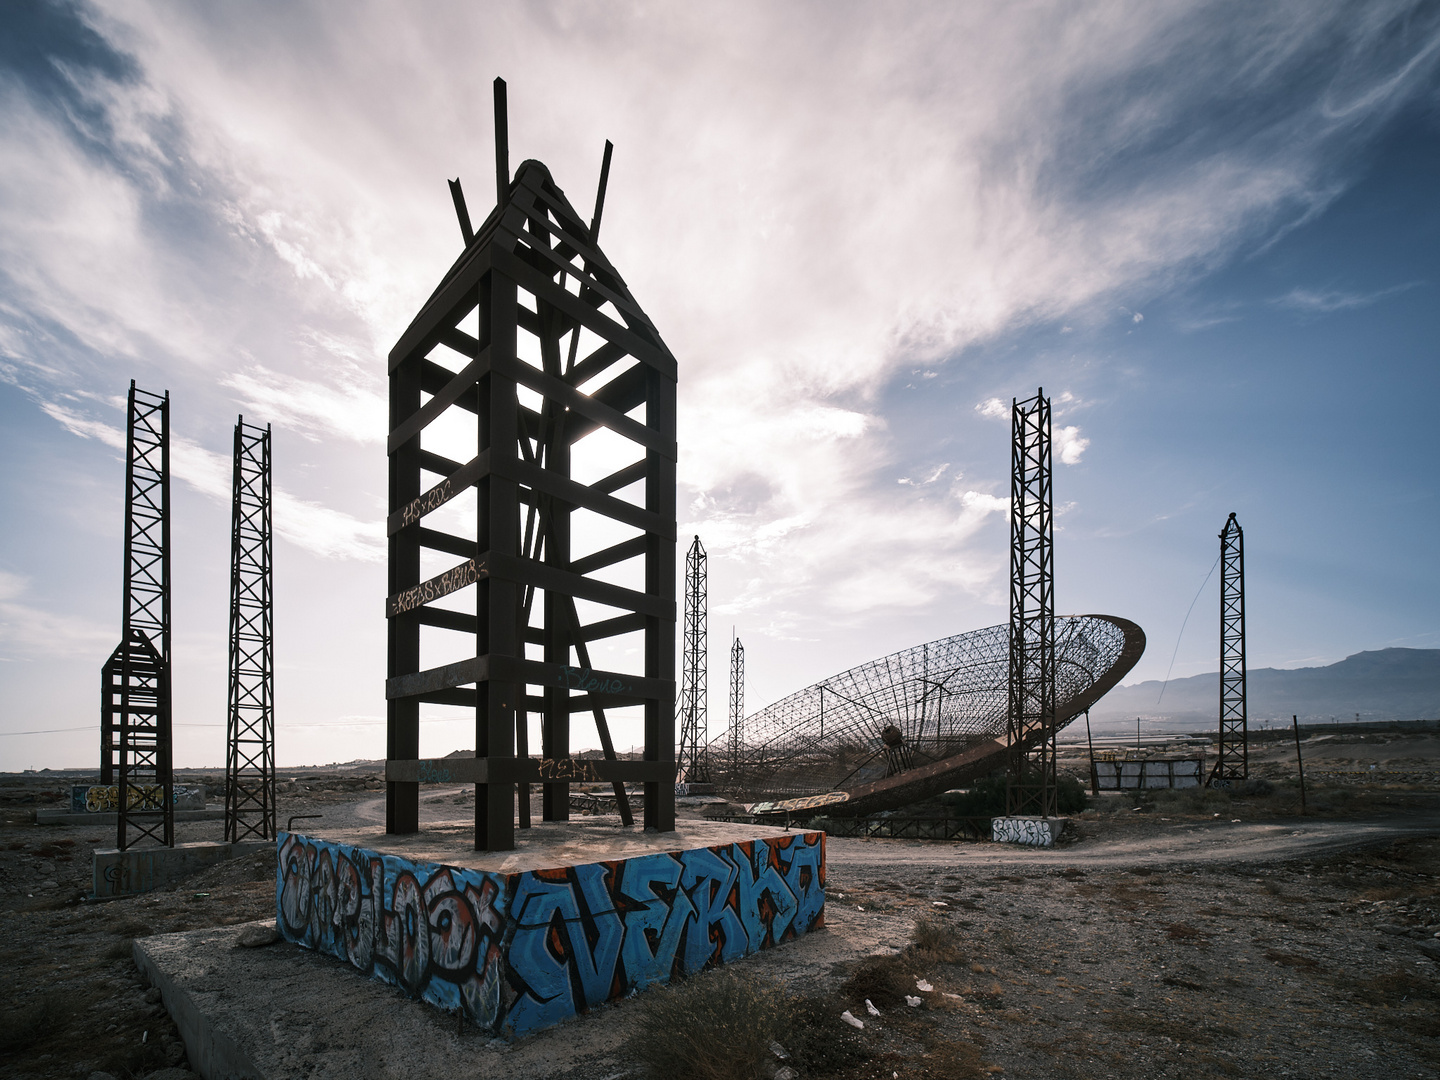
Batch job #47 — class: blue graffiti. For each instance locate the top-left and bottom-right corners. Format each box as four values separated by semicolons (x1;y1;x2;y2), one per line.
276;830;825;1039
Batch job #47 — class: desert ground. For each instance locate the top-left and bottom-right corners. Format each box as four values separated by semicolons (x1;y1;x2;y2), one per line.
1;728;1437;1080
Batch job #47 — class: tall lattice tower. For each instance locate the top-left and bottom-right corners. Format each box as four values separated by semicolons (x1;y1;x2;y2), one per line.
383;80;677;849
1209;513;1247;786
676;536;709;783
225;418;276;841
1006;389;1057;818
101;381;174;849
728;635;745;781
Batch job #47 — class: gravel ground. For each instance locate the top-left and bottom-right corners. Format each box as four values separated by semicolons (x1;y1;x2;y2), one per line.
0;755;1437;1080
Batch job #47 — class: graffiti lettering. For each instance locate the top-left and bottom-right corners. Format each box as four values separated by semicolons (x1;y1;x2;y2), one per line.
417;762;455;784
276;828;825;1039
537;757;598;782
76;784;201;813
386;558;488;617
400;477;454;529
555;665;632;696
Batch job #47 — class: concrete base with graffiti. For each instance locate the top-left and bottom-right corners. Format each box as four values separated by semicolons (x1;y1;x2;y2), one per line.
991;815;1066;847
70;783;206;813
275;828;825;1039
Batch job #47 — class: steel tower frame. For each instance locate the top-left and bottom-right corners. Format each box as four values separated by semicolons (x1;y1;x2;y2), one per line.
225;418;276;841
102;381;174;849
1006;389;1057;818
384;80;677;850
728;635;745;780
1209;512;1247;786
676;536;709;783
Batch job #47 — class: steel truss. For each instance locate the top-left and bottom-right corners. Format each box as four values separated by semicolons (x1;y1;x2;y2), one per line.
728;636;745;780
1007;390;1057;818
384;80;677;850
676;536;709;782
225;419;276;841
710;615;1138;799
1209;512;1247;787
102;381;174;849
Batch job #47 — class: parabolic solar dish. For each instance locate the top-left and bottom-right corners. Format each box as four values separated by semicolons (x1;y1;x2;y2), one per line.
710;614;1145;815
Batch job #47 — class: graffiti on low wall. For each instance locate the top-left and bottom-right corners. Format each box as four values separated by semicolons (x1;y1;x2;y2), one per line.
71;784;206;813
275;830;825;1039
991;816;1061;847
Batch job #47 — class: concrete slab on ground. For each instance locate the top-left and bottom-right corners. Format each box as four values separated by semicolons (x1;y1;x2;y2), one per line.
94;840;271;898
134;911;900;1080
298;816;806;873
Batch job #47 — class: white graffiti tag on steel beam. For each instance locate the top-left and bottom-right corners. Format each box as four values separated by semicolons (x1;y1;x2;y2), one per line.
386;558;489;617
400;476;455;528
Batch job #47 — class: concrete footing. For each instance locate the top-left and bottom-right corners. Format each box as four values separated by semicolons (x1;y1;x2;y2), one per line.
93;840;271;898
991;816;1067;847
278;820;826;1039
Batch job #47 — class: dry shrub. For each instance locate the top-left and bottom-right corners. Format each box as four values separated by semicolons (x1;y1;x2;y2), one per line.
630;969;792;1080
843;954;914;1010
783;994;875;1076
912;916;966;963
0;992;71;1053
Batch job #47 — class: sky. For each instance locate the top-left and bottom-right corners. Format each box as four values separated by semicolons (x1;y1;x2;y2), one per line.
2;0;1439;769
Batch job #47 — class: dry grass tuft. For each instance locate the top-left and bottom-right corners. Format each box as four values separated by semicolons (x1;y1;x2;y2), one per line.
629;969;793;1080
842;954;915;1010
911;916;966;963
0;992;72;1053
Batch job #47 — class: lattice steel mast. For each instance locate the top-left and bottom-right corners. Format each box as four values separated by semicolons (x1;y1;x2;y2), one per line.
1006;389;1057;818
676;535;709;783
102;381;174;849
384;80;677;850
225;418;276;841
728;634;745;780
1209;512;1247;786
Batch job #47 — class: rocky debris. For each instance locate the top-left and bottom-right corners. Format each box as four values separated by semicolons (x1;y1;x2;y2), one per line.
236;923;280;948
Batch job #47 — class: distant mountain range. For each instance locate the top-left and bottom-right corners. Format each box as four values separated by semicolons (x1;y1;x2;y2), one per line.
1086;648;1440;731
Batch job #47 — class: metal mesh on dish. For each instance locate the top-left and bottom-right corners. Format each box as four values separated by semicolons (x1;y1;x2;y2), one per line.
708;615;1129;798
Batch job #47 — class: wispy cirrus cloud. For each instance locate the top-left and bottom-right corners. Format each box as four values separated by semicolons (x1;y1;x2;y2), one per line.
1274;281;1424;313
39;399;382;562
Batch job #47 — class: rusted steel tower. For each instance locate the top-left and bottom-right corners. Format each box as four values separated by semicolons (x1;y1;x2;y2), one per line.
102;381;174;849
225;418;276;841
676;536;709;784
1006;389;1057;818
383;80;677;850
1209;512;1247;786
728;635;745;780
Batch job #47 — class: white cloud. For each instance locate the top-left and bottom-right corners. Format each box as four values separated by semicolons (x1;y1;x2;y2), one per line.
0;571;114;661
975;397;1011;420
38;400;382;562
1274;282;1421;313
1056;425;1090;465
223;364;386;444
